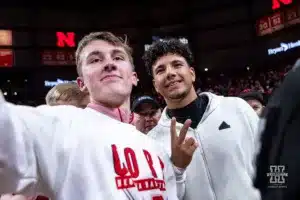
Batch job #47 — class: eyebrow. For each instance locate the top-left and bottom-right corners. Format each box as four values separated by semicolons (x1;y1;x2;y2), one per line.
154;64;164;71
171;59;184;65
86;49;126;59
154;59;184;71
111;49;126;56
86;50;102;60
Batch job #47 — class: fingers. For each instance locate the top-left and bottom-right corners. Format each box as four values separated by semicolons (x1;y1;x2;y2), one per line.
177;119;192;144
186;143;198;155
170;117;177;145
182;137;199;156
184;137;195;146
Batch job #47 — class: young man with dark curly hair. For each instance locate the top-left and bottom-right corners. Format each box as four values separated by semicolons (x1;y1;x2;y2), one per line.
143;38;261;200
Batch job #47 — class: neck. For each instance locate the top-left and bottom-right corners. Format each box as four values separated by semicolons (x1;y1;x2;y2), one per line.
90;98;119;109
165;87;198;109
120;97;131;113
87;98;132;123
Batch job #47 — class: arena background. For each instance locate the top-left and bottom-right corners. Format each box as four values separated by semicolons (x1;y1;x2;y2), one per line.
0;0;299;105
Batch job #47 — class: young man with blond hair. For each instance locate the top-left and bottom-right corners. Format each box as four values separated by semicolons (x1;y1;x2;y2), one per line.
0;32;197;200
45;82;89;108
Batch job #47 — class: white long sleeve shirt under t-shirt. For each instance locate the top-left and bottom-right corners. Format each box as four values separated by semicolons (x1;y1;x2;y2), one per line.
0;94;180;200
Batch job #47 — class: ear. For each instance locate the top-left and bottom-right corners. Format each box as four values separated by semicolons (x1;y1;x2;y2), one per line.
77;77;88;93
189;67;196;82
131;72;138;86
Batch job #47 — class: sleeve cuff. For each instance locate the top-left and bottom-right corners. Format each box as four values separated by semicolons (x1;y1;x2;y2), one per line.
173;165;186;183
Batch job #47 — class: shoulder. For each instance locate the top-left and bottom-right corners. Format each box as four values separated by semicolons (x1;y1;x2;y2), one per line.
37;104;83;113
221;96;254;112
203;92;253;113
148;122;171;143
4;103;83;121
220;95;244;104
147;125;161;137
35;105;87;120
200;92;248;111
217;96;259;126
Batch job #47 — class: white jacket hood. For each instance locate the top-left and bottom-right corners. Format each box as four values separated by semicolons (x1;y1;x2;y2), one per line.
159;92;222;127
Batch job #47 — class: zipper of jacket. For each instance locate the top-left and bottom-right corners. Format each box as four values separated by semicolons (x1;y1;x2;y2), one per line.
194;129;217;200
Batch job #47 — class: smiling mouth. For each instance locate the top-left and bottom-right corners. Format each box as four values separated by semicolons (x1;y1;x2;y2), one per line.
166;80;181;88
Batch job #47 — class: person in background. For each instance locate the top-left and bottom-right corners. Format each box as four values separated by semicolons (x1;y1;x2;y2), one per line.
45;82;89;108
143;38;260;200
239;90;265;116
131;95;162;134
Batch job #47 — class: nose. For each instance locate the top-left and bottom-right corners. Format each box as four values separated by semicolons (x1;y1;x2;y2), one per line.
104;63;117;72
145;115;152;122
165;65;176;79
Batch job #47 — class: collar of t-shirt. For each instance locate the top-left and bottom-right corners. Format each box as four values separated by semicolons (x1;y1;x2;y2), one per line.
87;103;134;124
166;95;208;129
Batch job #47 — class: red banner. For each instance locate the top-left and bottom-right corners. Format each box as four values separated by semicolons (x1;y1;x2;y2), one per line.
0;49;13;67
41;50;75;66
257;4;300;36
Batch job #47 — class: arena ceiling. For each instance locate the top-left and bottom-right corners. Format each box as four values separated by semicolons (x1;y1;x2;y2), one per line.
0;0;292;73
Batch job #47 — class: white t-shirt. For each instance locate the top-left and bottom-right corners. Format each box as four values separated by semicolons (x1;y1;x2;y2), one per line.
0;95;179;200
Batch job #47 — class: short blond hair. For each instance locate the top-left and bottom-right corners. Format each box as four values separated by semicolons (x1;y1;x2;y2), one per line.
75;31;133;76
45;82;88;106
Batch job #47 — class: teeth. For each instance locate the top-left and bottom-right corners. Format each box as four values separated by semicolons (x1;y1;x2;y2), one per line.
166;81;180;87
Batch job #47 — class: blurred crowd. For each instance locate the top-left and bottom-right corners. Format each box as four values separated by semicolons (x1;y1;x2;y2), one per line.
201;65;292;97
132;64;293;109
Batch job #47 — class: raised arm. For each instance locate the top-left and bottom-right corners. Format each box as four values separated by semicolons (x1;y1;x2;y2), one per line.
0;93;58;196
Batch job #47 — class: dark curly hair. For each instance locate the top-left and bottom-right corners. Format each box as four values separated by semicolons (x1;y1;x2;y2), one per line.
143;38;194;76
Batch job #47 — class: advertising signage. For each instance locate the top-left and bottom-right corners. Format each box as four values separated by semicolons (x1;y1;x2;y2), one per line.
44;78;76;87
268;39;300;55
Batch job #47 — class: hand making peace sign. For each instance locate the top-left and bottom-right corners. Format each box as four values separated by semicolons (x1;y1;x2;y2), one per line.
170;117;199;169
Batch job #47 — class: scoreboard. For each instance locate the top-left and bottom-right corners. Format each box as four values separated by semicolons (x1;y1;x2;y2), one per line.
40;31;78;66
256;0;299;36
4;29;189;68
41;50;75;66
0;30;79;67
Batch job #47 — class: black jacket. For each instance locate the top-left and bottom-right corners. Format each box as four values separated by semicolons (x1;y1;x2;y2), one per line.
254;60;300;200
